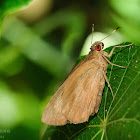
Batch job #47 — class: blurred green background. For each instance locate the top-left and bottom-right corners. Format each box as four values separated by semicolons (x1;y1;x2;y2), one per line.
0;0;140;139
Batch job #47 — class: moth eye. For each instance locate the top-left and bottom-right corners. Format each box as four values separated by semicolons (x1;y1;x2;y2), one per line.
95;45;101;51
102;43;104;49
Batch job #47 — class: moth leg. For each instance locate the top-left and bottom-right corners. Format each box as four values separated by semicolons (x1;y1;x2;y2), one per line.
103;71;114;100
103;43;133;58
102;55;127;68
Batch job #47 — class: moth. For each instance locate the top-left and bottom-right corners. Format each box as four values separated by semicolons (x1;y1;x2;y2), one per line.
41;25;133;125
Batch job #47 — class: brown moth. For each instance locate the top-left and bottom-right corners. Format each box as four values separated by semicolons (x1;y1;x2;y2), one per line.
41;25;133;126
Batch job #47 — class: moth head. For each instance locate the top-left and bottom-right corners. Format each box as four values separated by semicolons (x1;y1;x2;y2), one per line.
90;25;120;52
90;41;104;52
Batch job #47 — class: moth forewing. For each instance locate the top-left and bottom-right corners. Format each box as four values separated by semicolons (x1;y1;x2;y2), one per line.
42;49;108;125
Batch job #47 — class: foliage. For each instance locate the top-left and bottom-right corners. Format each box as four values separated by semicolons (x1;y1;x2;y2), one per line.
0;0;32;27
109;0;140;44
0;0;140;140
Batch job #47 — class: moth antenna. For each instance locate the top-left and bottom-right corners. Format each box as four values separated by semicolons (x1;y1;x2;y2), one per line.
100;27;121;41
91;24;94;45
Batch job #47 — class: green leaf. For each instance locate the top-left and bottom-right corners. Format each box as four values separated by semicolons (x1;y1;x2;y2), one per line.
0;0;32;27
2;17;72;78
41;42;140;140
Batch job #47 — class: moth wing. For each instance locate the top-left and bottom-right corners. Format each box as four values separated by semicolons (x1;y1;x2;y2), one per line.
42;58;101;125
62;61;101;124
41;83;68;125
41;57;89;125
